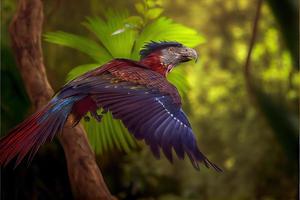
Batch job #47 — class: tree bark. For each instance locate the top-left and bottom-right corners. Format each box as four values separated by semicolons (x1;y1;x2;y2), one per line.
9;0;112;199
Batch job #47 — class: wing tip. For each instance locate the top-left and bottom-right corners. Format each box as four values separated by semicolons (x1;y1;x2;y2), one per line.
189;157;222;172
203;158;223;172
188;146;223;172
148;144;223;172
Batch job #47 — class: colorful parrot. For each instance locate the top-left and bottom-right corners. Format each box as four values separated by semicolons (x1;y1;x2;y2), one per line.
0;41;221;171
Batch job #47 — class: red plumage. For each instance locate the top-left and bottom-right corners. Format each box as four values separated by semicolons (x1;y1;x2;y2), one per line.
0;105;50;166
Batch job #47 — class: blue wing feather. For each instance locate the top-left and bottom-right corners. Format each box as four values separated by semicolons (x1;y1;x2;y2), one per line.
59;72;221;171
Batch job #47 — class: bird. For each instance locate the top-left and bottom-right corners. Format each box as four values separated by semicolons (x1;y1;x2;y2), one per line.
0;41;221;171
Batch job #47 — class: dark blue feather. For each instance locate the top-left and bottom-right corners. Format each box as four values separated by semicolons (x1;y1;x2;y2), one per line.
140;41;183;59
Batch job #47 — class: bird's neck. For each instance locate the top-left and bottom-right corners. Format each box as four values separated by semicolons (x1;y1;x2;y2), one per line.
139;53;171;77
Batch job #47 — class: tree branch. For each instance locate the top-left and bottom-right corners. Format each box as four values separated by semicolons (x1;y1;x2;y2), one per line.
9;0;112;199
244;0;263;81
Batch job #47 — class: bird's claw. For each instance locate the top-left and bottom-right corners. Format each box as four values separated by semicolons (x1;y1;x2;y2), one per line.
101;108;108;114
84;116;90;122
91;111;103;122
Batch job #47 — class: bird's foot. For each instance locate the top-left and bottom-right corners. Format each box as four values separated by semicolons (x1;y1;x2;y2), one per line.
91;111;103;122
101;108;108;114
84;116;90;122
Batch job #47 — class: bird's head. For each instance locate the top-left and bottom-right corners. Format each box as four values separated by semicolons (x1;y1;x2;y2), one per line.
139;41;198;76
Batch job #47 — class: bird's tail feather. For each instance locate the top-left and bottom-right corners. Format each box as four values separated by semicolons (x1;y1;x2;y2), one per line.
0;96;82;167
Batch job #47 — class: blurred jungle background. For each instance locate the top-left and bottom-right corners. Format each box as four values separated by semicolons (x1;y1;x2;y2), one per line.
1;0;298;199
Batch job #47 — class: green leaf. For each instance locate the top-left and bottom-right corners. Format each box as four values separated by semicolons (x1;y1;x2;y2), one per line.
146;8;163;19
145;0;156;8
111;28;127;36
167;67;189;97
84;112;137;154
154;0;164;6
82;10;137;58
44;31;112;63
66;63;100;82
112;16;144;36
135;3;145;14
124;16;144;27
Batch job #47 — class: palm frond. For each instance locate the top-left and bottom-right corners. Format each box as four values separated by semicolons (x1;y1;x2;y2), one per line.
167;67;189;97
66;63;100;82
44;31;112;63
84;112;137;154
82;10;137;58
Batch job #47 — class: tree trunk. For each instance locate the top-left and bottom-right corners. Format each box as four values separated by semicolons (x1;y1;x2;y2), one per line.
9;0;113;199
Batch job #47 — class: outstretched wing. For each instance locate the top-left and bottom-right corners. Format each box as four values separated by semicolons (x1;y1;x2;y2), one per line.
93;82;221;171
57;62;221;171
92;76;220;171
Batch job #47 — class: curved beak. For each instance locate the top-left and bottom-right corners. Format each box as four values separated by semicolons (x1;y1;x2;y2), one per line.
180;47;198;63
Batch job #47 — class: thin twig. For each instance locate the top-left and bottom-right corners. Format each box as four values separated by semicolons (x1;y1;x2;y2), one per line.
244;0;263;81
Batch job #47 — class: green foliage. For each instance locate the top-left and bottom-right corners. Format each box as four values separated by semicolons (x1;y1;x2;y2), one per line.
45;5;204;154
45;31;112;64
82;11;136;58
